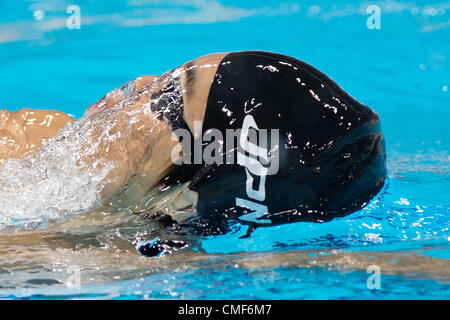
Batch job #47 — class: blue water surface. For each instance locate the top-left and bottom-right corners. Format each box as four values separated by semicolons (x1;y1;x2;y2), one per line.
0;0;449;299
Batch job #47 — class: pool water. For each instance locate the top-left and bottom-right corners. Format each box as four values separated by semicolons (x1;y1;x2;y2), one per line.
0;0;449;299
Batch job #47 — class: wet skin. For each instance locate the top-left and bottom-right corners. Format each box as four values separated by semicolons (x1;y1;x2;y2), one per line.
0;109;75;166
77;52;226;205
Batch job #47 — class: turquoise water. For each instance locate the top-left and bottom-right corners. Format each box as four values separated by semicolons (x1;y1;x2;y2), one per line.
0;0;449;299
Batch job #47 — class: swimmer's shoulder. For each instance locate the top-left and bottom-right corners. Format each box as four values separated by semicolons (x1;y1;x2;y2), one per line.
0;108;75;159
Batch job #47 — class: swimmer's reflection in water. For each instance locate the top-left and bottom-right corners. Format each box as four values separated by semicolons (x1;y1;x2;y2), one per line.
0;51;386;256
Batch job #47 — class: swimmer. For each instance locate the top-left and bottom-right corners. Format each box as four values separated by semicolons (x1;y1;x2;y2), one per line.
0;51;386;250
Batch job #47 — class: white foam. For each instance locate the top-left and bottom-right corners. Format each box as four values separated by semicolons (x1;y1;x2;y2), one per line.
0;70;185;230
0;118;111;229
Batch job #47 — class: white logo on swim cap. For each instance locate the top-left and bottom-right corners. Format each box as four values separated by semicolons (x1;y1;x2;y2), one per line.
170;114;280;225
236;114;279;224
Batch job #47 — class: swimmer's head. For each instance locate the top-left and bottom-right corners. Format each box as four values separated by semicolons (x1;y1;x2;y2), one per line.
169;51;387;224
78;51;386;226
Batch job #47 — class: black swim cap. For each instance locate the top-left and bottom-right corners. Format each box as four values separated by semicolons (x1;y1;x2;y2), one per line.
174;51;386;225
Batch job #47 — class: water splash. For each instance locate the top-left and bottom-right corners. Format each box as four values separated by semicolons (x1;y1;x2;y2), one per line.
0;69;184;230
0;117;112;229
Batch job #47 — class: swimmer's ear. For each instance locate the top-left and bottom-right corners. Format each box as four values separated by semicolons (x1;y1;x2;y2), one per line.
84;75;158;118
